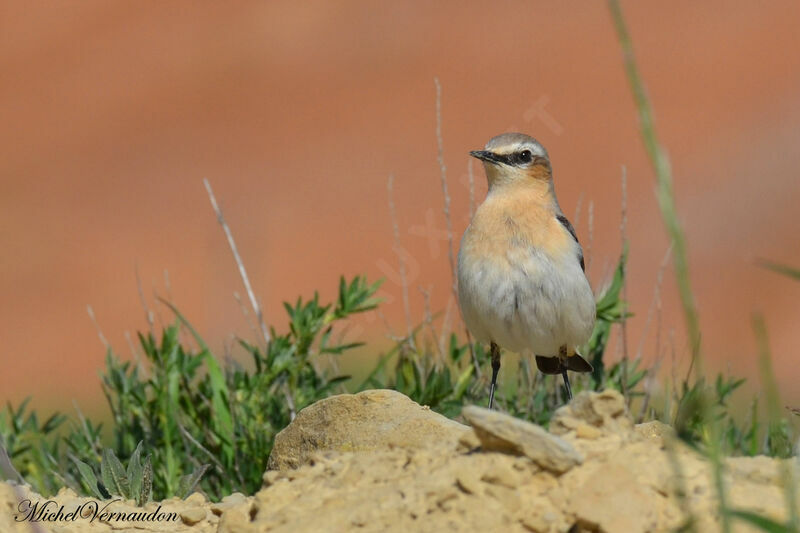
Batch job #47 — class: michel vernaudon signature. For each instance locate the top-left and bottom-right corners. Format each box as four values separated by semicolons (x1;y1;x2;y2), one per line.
15;498;179;523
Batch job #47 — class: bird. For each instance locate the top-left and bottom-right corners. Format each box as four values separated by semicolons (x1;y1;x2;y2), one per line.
457;133;595;408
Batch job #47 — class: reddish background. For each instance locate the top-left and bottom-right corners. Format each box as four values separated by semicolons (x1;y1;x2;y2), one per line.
2;2;800;412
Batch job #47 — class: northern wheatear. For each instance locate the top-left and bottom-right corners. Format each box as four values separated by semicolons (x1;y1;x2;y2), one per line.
457;133;595;408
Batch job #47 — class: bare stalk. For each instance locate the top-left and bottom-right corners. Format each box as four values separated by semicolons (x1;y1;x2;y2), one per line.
387;174;413;343
635;245;673;361
439;293;454;356
434;77;458;303
86;305;109;349
434;77;480;377
573;192;585;229
234;291;260;344
619;166;630;401
586;200;595;273
135;261;155;337
467;159;476;219
418;285;443;363
203;179;270;347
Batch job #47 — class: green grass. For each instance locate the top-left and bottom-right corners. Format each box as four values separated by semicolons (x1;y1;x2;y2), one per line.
608;1;798;531
1;252;794;505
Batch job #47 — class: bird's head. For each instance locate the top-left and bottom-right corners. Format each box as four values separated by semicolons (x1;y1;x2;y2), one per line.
469;133;551;190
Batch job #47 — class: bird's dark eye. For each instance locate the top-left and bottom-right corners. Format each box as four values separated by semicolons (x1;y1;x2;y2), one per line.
518;150;533;164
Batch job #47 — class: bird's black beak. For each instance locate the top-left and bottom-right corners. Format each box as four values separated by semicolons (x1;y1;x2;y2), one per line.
469;150;504;165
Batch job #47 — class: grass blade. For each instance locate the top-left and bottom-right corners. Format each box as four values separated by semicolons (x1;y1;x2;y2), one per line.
177;464;210;499
607;0;703;373
726;509;794;533
757;259;800;282
158;299;234;465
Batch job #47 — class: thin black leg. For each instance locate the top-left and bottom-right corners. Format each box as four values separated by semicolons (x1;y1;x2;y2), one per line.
561;367;573;401
557;344;573;402
488;342;501;409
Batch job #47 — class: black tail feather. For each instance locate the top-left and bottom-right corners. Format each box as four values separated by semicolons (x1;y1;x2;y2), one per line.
535;354;593;375
535;356;562;375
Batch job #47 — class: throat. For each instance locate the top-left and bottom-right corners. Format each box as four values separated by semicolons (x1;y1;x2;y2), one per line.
489;178;556;209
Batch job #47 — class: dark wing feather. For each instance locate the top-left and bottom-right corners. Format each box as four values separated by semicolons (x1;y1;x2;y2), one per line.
556;214;585;272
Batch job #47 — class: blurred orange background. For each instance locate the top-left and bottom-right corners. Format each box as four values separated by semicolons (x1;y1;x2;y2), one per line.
2;2;800;412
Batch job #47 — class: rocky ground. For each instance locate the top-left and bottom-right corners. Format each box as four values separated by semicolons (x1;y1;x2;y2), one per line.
1;389;796;532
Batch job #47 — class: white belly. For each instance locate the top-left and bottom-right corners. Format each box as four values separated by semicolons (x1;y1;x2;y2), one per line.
457;244;596;356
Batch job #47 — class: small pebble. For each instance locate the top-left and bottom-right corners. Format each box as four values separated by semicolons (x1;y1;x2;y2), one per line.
180;507;207;525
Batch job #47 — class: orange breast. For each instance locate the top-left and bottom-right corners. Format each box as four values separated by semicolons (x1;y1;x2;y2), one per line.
462;188;571;265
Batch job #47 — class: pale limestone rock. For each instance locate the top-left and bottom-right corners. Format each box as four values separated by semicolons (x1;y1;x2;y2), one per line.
462;405;583;474
2;389;799;533
550;389;633;437
635;419;672;438
184;491;206;506
180;506;207;525
267;389;470;470
568;459;664;533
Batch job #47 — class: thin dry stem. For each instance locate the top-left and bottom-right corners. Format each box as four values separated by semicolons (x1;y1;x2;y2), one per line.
151;285;166;332
586;200;595;273
135;262;155;337
387;174;413;343
124;330;146;377
435;77;480;376
434;77;458;304
635;245;673;362
638;348;664;422
439;293;455;356
573;192;585;229
467;159;476;220
86;305;110;350
418;285;443;363
203;178;270;347
375;309;400;342
234;291;260;344
466;327;481;379
619;166;630;400
163;268;174;303
177;420;226;473
284;385;297;421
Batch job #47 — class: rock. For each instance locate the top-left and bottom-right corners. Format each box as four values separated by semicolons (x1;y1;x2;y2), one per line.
569;459;662;533
550;389;633;437
2;389;799;533
635;419;673;444
218;504;256;533
184;491;207;505
480;461;520;488
461;405;583;474
725;455;784;485
455;471;482;495
267;389;470;470
221;491;247;505
180;506;207;525
575;423;603;439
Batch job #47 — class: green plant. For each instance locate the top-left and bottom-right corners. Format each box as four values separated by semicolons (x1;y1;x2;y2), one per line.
1;275;381;501
100;275;381;499
0;399;68;495
72;441;207;506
